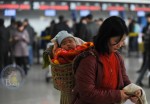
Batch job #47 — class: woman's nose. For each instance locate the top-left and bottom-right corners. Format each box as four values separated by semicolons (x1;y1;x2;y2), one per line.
118;41;125;48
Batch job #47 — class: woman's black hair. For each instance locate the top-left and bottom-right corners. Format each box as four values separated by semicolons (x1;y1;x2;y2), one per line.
17;21;23;28
93;16;129;54
16;21;25;32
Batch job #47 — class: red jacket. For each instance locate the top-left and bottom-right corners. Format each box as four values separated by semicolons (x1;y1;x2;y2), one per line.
72;49;131;104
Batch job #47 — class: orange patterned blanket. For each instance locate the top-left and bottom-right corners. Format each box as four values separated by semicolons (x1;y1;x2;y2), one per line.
52;42;94;64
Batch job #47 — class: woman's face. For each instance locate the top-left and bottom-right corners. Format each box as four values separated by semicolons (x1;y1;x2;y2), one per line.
60;37;77;51
18;26;24;32
108;34;126;53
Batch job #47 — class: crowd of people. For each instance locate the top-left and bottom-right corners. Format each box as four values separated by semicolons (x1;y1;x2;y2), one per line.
40;14;102;50
0;18;35;75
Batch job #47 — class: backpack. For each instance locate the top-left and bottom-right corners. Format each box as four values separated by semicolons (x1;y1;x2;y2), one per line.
72;48;98;74
72;48;102;85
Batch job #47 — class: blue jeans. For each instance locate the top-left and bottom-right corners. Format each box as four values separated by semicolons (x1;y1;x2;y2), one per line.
28;45;33;65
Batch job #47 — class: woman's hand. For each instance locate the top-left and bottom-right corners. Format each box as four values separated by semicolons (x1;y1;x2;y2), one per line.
120;90;129;102
14;37;19;40
130;89;142;103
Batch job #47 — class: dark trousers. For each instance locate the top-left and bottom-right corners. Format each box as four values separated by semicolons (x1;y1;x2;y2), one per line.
136;52;150;87
138;51;146;71
129;37;139;52
15;56;29;75
0;49;9;73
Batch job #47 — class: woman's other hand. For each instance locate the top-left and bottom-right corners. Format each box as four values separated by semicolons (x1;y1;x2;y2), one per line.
120;90;129;102
130;89;142;103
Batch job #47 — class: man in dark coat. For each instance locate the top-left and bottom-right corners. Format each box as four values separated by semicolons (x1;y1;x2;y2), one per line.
85;14;99;42
52;15;72;37
136;13;150;87
74;16;88;41
0;18;9;72
6;18;17;64
23;19;36;65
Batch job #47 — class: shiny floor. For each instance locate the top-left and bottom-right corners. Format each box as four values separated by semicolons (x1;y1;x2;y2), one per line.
0;56;150;104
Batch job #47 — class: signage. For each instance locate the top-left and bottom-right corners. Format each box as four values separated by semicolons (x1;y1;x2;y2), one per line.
80;10;90;16
39;5;69;10
4;9;16;16
44;10;56;16
0;4;30;10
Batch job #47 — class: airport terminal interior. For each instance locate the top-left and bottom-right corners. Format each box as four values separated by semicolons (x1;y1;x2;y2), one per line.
0;0;150;104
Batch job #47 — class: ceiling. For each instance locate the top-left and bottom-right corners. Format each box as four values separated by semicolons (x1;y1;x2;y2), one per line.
2;0;150;4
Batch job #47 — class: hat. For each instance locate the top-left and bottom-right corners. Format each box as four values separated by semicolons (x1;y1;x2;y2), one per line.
56;31;74;45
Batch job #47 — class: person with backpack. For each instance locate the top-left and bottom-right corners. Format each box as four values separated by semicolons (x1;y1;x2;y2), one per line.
72;16;142;104
42;30;93;104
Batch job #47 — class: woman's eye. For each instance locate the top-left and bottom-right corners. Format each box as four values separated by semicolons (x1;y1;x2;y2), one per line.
115;39;120;43
112;43;117;45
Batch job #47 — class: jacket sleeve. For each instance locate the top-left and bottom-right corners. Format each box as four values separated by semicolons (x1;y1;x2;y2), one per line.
23;30;30;44
75;55;121;104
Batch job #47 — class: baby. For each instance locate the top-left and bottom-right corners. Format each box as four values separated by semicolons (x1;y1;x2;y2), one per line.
56;31;79;50
51;30;94;64
51;31;85;64
52;30;84;51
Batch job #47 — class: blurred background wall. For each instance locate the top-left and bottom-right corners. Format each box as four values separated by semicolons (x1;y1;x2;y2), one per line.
0;0;149;35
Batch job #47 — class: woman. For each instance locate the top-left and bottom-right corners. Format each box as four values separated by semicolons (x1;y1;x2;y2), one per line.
72;16;141;104
13;21;30;75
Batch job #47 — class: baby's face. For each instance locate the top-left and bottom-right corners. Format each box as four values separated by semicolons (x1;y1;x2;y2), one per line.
60;37;77;51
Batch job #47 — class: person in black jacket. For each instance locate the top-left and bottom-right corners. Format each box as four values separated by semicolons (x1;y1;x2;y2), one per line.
7;18;17;64
23;19;36;65
0;18;9;73
52;15;72;37
85;14;99;42
45;20;56;39
74;16;88;41
136;13;150;87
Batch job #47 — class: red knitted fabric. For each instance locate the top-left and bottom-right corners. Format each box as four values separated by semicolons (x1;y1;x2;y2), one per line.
100;53;118;89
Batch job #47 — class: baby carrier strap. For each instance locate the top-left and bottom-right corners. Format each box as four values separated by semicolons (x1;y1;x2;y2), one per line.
72;48;97;74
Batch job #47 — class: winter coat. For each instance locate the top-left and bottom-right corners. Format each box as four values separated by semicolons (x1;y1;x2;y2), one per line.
142;24;150;53
0;25;9;51
13;30;30;57
24;25;35;45
74;22;88;41
86;22;99;42
72;49;131;104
